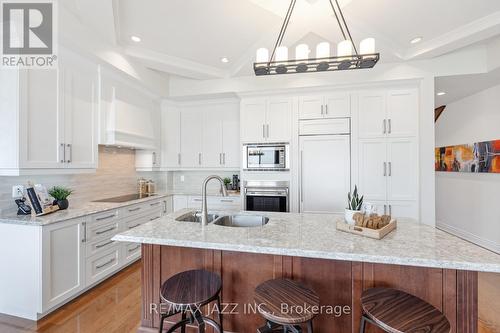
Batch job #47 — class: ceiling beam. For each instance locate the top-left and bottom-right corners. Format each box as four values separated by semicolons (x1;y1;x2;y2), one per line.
435;105;446;122
404;11;500;60
123;46;228;80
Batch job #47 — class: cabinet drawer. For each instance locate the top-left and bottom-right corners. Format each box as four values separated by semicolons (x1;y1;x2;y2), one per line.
188;196;203;208
125;211;162;231
299;118;350;136
213;197;241;207
85;246;120;286
90;210;118;224
122;200;164;217
123;242;141;263
86;236;117;258
87;220;120;242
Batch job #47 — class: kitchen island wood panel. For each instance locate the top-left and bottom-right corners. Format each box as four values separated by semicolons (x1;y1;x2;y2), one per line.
139;245;478;333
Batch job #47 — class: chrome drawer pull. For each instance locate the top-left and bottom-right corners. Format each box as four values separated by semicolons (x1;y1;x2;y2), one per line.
150;216;160;221
95;214;115;221
150;202;161;206
129;207;141;212
96;258;115;270
128;245;141;252
96;240;114;249
129;224;141;229
96;226;116;235
220;199;234;203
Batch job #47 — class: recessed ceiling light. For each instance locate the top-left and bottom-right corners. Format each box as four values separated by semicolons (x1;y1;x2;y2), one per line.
131;36;141;43
410;37;423;44
437;91;446;96
221;57;229;63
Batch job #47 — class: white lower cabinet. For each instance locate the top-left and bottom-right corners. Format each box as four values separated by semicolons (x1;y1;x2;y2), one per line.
85;245;121;286
42;218;86;312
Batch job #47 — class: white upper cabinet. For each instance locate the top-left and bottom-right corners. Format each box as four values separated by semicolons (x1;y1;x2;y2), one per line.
358;89;418;139
240;99;267;142
220;103;240;168
240;97;292;143
161;103;181;168
0;48;98;175
203;105;224;168
299;92;350;120
180;105;204;168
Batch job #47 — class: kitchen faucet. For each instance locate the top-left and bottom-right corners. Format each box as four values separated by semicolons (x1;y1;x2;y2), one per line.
201;175;228;226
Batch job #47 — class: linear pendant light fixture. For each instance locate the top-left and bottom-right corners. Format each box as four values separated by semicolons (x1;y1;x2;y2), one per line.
254;0;380;76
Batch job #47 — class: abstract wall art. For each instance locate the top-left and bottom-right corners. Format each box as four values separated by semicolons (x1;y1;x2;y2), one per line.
435;140;500;173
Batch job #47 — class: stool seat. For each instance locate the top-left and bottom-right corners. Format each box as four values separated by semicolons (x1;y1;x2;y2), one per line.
160;269;221;307
361;288;451;333
254;279;319;325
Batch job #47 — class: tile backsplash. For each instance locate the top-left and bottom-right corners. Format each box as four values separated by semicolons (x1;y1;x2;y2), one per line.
167;171;240;195
0;146;166;215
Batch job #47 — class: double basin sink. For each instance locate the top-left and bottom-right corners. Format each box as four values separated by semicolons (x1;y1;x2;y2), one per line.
176;211;269;228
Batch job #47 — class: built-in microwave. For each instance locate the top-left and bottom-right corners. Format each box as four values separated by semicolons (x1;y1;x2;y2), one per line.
242;143;290;171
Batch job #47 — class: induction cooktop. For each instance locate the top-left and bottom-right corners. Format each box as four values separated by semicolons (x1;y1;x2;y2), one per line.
92;193;157;203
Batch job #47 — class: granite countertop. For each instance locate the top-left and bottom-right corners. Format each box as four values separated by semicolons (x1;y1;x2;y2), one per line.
113;209;500;273
0;194;172;226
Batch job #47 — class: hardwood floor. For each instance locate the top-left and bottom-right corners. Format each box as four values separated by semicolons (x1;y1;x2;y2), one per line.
0;262;142;333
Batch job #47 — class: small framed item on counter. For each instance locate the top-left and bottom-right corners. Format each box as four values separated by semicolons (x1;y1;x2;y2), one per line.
26;184;59;216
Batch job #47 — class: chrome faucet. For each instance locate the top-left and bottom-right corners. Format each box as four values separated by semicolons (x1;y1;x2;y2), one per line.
201;175;228;226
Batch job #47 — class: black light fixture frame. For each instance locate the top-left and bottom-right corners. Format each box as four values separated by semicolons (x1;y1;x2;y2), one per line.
254;0;380;76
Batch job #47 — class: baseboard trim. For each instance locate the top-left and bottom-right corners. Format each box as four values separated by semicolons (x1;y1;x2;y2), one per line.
437;221;500;254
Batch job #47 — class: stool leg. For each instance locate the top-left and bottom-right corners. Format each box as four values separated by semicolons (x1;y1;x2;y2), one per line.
217;295;224;333
159;314;165;333
181;311;186;333
359;315;366;333
194;309;206;333
307;321;313;333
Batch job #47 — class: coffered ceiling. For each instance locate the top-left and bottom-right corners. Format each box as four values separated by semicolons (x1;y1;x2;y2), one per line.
63;0;500;80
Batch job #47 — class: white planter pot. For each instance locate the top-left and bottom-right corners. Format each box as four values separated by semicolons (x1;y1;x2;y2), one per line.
345;209;361;225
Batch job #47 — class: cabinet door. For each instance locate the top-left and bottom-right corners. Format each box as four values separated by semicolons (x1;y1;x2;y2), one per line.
358;138;387;201
298;95;324;120
162;106;181;168
324;93;350;118
221;103;240;168
63;66;98;169
300;135;350;213
357;91;386;138
387;89;418;138
266;98;292;142
180;106;203;167
240;99;266;142
202;106;224;168
42;218;85;311
19;69;64;168
135;150;159;170
387;138;417;201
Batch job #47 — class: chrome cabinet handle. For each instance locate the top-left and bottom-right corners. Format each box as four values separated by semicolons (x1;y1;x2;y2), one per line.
128;245;140;252
266;124;270;138
219;153;222;165
263;124;266;138
150;202;161;206
60;143;65;163
66;144;72;163
198;153;202;165
325;104;328;115
95;214;115;221
152;152;157;165
383;119;387;134
384;205;387;215
223;153;226;165
96;226;116;235
388;119;392;134
128;207;141;212
96;258;115;270
389;204;392;216
128;224;141;229
82;222;87;243
96;240;114;249
220;199;234;203
150;216;160;221
388;162;392;176
383;162;387;176
300;150;304;203
178;153;181;165
321;105;324;115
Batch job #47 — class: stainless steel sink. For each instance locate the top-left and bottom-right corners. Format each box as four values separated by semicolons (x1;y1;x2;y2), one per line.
213;215;269;228
175;211;220;223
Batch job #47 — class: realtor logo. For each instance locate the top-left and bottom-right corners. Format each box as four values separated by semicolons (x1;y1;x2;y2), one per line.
1;0;57;68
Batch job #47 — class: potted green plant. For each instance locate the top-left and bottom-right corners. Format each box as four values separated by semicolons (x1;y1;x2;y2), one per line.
48;186;73;210
345;185;363;225
223;177;232;190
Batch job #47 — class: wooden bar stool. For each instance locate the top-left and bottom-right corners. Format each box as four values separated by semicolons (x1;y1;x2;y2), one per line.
360;288;451;333
254;279;319;333
159;269;223;333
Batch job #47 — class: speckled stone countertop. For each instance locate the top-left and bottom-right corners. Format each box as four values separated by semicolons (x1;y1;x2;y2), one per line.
113;209;500;273
0;194;171;226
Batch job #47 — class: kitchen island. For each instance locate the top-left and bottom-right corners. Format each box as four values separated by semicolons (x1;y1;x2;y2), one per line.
113;209;500;333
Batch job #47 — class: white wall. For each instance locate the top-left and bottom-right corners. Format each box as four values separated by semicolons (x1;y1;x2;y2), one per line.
435;84;500;253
